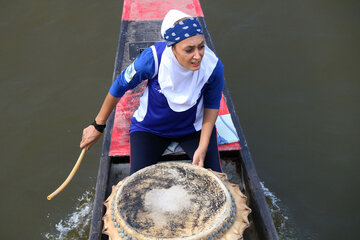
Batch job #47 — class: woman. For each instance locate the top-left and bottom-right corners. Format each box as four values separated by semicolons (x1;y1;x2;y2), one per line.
80;10;225;174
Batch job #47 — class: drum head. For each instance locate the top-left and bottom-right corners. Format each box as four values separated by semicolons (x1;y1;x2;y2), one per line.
103;162;251;240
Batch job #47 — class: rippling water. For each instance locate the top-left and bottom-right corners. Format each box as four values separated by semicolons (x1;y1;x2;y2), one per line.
1;0;359;239
42;182;295;239
43;189;95;240
42;162;297;239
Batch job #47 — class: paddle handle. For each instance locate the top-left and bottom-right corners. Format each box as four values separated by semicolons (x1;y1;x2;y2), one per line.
47;148;87;200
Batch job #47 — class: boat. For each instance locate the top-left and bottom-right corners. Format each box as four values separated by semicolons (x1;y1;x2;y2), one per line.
88;0;279;239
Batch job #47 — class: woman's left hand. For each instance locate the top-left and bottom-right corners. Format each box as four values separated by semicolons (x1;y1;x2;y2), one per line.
192;147;207;167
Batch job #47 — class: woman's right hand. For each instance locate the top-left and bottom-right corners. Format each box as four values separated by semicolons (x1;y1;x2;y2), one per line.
80;125;103;150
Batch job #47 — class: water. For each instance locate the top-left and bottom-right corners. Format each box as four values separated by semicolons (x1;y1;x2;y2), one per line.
42;162;292;239
1;0;359;239
43;189;94;240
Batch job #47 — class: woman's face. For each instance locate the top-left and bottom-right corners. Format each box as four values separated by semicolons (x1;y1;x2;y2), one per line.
172;34;205;71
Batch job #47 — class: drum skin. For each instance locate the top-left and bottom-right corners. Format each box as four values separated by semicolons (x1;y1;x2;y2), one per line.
103;162;251;240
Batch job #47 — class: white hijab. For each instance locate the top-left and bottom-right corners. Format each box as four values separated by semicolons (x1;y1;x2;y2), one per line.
158;10;218;112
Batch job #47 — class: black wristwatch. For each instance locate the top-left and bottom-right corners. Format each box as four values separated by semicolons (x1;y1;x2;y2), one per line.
91;120;106;133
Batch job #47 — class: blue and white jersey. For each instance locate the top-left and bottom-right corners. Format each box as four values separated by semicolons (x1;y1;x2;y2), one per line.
109;42;224;138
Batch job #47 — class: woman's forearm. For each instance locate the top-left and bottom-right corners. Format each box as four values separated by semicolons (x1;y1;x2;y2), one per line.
95;92;120;125
192;108;218;167
199;108;219;150
80;92;119;149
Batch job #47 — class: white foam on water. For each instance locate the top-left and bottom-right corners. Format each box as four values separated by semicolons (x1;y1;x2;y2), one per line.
41;181;299;239
260;182;298;240
43;189;94;240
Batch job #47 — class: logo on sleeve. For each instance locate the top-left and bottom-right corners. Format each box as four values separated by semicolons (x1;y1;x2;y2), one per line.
124;62;136;83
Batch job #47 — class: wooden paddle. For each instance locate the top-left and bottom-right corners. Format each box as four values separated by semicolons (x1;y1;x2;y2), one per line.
47;148;87;200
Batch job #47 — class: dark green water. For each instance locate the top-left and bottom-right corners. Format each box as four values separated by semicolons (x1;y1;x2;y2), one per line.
1;0;359;239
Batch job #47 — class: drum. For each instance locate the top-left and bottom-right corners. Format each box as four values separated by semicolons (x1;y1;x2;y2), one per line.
103;162;251;240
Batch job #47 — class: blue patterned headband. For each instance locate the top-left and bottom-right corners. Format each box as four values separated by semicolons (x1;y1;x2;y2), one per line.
164;17;203;46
